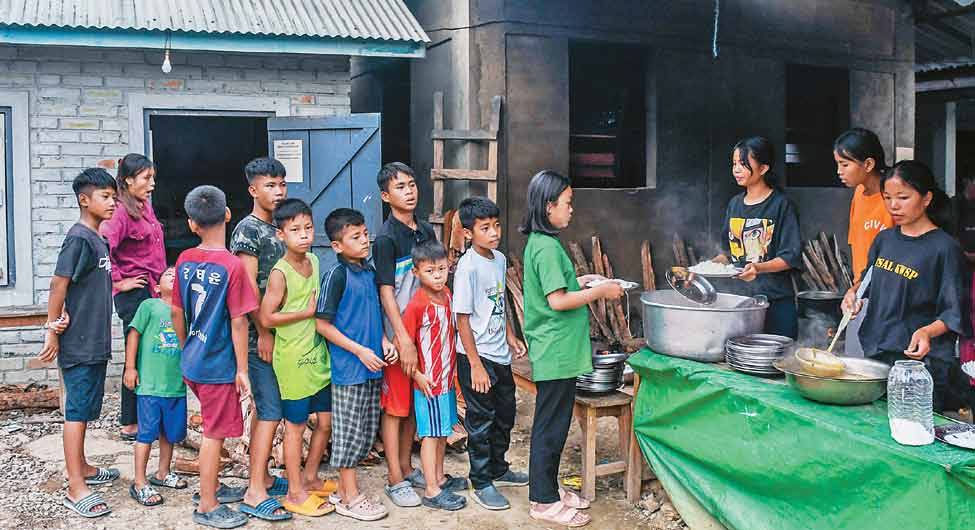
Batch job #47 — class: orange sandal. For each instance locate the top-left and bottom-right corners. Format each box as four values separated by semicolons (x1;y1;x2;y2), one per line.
530;501;591;527
283;494;334;517
307;478;339;497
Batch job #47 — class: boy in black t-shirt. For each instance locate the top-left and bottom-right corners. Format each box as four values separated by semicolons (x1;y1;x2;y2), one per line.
38;169;118;518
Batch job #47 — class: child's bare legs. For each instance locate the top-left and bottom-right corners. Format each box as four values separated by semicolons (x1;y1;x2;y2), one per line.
283;421;310;505
64;421;107;511
197;436;225;513
302;412;331;490
420;436;443;499
381;413;406;484
133;441;151;486
155;437;174;480
338;468;359;504
436;437;446;487
243;416;278;506
400;413;416;478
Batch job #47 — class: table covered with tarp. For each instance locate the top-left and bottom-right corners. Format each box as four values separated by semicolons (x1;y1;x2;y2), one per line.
628;349;975;530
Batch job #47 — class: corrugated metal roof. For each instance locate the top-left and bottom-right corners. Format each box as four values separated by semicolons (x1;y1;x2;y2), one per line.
916;0;975;64
0;0;429;43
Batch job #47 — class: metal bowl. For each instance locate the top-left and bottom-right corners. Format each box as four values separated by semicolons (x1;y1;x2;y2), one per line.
773;355;890;405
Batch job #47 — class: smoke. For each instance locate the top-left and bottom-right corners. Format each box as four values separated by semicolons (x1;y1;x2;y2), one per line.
798;312;840;350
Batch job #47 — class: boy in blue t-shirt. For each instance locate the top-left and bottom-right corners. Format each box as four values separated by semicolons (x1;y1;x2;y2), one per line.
171;186;258;529
38;169;117;518
315;208;395;521
124;266;188;506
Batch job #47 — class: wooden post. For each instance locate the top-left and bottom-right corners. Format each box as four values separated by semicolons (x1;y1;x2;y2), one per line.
626;373;645;503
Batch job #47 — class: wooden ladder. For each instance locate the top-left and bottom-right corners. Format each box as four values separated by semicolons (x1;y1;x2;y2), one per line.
428;91;503;239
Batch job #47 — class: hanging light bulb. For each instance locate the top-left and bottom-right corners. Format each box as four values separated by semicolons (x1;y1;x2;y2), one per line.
161;49;172;74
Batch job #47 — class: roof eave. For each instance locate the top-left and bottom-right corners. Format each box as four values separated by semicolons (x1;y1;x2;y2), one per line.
0;26;426;59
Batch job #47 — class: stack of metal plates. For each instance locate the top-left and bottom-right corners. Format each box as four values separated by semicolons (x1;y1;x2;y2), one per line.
577;351;628;393
725;334;795;377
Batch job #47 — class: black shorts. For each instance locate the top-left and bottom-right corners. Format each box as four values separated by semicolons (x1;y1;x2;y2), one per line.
61;361;108;422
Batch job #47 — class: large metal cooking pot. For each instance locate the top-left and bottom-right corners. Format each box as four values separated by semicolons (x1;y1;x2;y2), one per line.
640;290;768;362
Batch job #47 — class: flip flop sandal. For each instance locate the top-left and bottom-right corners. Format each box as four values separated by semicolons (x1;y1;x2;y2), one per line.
148;472;188;490
129;484;164;507
62;492;111;518
530;501;591;528
193;483;247;505
266;476;289;497
335;494;388;521
120;432;137;442
84;467;120;485
307;478;339;497
282;494;334;517
239;497;293;521
384;480;422;507
559;488;591;510
193;505;248;529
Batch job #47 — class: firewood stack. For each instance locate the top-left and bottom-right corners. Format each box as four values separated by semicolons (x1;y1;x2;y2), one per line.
506;235;649;353
799;232;852;293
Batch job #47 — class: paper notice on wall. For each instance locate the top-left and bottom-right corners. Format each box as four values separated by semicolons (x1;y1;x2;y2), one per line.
273;140;304;183
895;147;914;163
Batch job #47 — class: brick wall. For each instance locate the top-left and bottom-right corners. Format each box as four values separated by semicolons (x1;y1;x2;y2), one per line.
0;44;352;385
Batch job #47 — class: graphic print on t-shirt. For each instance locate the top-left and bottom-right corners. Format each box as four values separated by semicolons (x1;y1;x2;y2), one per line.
485;281;505;335
729;217;775;263
155;320;180;356
178;261;231;348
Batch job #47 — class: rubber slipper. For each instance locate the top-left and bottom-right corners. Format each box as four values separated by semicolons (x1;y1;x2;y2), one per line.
239;497;292;521
530;501;591;527
62;492;111;518
559;488;591;510
307;478;338;497
421;489;466;511
148;472;187;490
282;494;334;517
266;476;288;497
335;494;388;521
129;483;163;506
193;505;248;529
441;474;469;492
384;480;421;507
84;467;120;485
192;483;246;505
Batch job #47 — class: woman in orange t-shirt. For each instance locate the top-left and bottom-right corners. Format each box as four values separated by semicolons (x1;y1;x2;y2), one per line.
834;128;893;355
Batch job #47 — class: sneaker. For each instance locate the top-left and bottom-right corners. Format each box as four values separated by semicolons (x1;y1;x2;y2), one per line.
384;480;422;507
472;485;510;510
421;489;466;511
494;469;529;487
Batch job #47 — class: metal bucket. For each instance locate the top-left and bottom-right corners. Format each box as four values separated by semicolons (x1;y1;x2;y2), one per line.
640;290;768;362
796;290;843;350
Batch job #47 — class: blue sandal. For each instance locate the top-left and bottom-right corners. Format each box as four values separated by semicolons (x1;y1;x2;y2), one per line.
192;483;246;505
193;505;248;529
84;467;120;485
62;492;111;518
240;497;292;521
266;476;288;497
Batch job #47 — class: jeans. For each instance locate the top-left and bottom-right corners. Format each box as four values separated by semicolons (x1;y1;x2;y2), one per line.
114;286;151;427
456;354;516;490
528;376;576;504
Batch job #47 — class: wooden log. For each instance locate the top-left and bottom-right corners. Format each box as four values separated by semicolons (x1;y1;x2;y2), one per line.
641;240;655;291
591;237;612;339
808;242;838;291
833;233;853;287
567;241;602;335
603;255;632;341
819;232;842;283
802;252;827;291
686;245;699;267
672;235;688;267
0;386;59;410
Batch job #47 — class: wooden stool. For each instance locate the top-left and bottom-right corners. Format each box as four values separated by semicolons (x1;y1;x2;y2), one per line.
573;390;633;501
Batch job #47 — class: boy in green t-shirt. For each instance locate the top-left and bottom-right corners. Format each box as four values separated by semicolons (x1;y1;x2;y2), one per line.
123;266;189;506
260;199;334;517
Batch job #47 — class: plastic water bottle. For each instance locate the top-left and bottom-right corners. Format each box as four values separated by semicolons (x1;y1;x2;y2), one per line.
887;360;934;446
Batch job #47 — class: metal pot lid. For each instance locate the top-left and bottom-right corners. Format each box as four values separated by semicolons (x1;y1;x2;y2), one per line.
665;267;717;305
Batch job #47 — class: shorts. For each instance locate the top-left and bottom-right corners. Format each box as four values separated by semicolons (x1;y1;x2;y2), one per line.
381;363;412;417
414;389;458;438
136;395;187;444
331;380;382;469
281;385;332;425
61;362;107;422
185;379;243;439
248;352;283;421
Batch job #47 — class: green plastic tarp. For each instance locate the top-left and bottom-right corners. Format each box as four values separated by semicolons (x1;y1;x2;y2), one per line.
628;349;975;530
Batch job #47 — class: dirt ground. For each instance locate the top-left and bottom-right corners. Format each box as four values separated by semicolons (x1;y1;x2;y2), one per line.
0;388;666;530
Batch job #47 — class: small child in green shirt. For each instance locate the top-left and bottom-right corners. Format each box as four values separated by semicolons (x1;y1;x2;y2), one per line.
518;170;622;528
259;199;334;517
124;266;189;506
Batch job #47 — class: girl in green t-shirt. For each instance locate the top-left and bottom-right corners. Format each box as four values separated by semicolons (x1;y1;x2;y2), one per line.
519;170;623;527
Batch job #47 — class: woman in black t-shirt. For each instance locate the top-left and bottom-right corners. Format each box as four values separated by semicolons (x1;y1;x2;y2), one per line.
712;137;803;338
843;161;970;411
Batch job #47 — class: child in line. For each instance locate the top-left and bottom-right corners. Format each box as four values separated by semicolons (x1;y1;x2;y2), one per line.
372;162;444;507
259;199;333;518
39;169;118;518
171;185;257;529
316;208;394;521
124;266;188;506
453;197;529;511
230;157;293;518
404;241;465;511
520;170;623;528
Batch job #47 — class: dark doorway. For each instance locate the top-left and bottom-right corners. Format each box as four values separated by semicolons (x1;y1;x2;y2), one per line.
148;113;269;262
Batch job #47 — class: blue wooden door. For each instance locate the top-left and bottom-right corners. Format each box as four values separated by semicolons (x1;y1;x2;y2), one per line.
267;114;381;270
